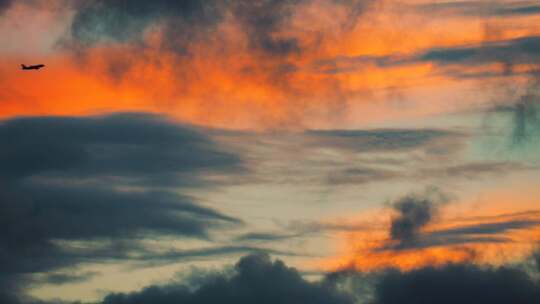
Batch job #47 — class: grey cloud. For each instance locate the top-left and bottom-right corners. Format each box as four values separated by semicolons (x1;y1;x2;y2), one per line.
316;35;540;78
0;113;244;303
479;87;540;155
0;113;242;184
232;1;302;56
389;193;441;244
432;219;540;238
306;129;458;152
382;215;540;251
39;271;99;285
100;252;540;304
68;0;296;56
68;0;374;56
414;1;540;18
373;263;540;304
235;232;300;242
417;161;532;179
70;0;222;48
139;245;303;267
417;35;540;67
101;253;353;304
326;167;401;185
0;0;11;13
285;219;375;236
511;91;540;146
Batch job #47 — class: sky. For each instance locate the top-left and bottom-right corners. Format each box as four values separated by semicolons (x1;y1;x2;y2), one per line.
1;0;540;303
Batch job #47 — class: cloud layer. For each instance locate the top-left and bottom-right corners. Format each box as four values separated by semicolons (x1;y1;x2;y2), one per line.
98;253;540;304
0;113;244;303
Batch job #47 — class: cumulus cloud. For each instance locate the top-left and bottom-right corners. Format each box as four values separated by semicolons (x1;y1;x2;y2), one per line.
373;263;540;304
101;253;353;304
383;193;540;251
388;191;447;245
96;252;540;304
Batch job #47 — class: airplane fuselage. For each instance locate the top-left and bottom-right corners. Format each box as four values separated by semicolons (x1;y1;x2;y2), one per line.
21;64;45;70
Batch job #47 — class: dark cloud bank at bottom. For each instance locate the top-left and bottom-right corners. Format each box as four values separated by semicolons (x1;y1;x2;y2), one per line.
94;252;540;304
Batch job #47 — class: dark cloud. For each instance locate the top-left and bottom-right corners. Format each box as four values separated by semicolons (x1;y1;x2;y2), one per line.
414;1;540;18
316;35;540;78
0;113;244;303
0;113;242;184
534;248;540;271
511;91;540;145
138;246;301;267
70;0;222;48
326;167;400;185
306;129;458;152
417;161;532;179
417;35;540;67
39;271;99;285
235;232;300;242
101;253;353;304
373;264;540;304
380;210;540;251
432;219;540;238
389;194;440;244
233;1;302;56
480;85;540;153
285;220;373;238
68;0;305;56
0;185;238;273
0;0;11;13
100;252;540;304
67;0;376;59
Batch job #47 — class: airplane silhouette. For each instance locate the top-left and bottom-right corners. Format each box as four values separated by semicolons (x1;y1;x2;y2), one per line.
21;64;45;70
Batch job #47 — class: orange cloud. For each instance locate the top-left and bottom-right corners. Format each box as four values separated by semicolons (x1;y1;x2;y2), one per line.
320;188;540;272
1;0;540;129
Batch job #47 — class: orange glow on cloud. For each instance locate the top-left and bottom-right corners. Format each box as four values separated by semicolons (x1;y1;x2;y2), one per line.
320;187;540;272
1;0;540;129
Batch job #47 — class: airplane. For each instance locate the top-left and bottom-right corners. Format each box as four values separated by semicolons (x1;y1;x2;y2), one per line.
21;64;45;70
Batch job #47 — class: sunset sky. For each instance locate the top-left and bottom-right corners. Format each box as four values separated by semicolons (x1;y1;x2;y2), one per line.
1;1;540;303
